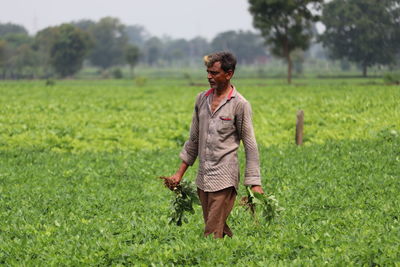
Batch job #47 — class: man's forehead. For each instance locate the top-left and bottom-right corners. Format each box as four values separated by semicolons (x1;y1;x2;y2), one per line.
207;61;222;70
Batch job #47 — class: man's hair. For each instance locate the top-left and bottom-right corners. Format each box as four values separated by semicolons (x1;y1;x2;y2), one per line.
204;51;237;73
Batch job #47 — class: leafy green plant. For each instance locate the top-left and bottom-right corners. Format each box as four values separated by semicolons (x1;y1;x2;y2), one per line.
377;128;399;142
45;78;55;86
134;76;147;86
242;186;284;224
383;72;400;84
0;77;399;264
160;178;200;226
112;68;123;79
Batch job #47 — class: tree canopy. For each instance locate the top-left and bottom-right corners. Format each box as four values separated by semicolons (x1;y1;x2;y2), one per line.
125;44;140;77
0;23;28;37
320;0;400;76
88;17;127;69
125;25;149;47
1;18;278;79
248;0;322;83
50;24;91;77
211;30;266;65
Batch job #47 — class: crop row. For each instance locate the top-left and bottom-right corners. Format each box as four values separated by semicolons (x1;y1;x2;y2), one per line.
0;79;398;152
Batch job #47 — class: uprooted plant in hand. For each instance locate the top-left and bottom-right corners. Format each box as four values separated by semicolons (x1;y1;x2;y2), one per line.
241;186;284;224
159;177;200;226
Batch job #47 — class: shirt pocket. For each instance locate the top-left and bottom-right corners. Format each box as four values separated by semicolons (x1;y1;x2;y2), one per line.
217;116;234;134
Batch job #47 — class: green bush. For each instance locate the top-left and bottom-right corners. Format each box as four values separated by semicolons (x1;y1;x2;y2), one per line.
134;76;147;86
112;68;123;79
45;79;55;86
383;72;400;84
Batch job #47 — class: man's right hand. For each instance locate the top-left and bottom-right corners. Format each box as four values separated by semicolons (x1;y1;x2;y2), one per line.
251;185;264;194
161;161;188;190
167;174;182;186
160;174;182;190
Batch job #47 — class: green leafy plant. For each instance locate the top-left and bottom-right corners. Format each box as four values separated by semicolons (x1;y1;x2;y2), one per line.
1;79;399;265
134;76;147;86
112;68;123;79
160;177;200;226
45;79;55;86
242;186;284;224
383;72;400;85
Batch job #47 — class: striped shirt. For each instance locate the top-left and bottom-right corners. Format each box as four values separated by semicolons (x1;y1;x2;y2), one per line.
180;86;261;192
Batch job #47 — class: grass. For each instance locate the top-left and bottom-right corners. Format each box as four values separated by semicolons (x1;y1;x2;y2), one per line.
0;138;398;265
0;78;399;265
0;79;398;151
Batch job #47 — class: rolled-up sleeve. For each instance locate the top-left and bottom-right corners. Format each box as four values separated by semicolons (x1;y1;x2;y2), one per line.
236;101;261;186
179;94;201;166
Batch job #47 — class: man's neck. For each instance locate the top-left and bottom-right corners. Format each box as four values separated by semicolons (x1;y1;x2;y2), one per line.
214;83;232;97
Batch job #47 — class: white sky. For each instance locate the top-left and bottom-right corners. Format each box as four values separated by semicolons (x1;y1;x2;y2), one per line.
0;0;256;40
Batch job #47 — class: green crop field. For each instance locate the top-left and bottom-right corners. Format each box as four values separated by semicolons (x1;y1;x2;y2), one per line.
0;78;399;265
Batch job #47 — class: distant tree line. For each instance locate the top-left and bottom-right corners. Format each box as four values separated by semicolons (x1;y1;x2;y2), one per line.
0;17;267;79
1;0;400;80
319;0;400;77
248;0;400;82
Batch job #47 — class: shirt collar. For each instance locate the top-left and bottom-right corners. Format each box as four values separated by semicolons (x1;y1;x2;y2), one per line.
205;85;237;100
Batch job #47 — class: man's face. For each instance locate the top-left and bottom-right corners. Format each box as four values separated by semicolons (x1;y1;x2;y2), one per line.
207;61;233;90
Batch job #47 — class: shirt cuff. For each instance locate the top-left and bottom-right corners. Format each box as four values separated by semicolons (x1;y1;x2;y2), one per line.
244;177;261;186
179;149;196;166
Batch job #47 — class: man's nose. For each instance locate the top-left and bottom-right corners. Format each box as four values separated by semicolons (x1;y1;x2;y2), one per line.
207;72;212;79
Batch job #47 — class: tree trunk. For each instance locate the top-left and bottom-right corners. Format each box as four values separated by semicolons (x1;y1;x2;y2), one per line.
362;64;368;77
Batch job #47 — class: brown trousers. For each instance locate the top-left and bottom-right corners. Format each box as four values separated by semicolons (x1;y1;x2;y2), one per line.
197;187;237;238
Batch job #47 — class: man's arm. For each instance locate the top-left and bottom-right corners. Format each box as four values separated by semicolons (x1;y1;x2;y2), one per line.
167;93;201;185
237;101;264;194
168;161;189;185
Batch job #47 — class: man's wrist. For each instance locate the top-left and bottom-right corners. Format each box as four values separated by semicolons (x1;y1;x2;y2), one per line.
174;173;183;180
250;185;264;194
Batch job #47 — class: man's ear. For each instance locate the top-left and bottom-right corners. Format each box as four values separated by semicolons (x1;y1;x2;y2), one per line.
225;70;234;80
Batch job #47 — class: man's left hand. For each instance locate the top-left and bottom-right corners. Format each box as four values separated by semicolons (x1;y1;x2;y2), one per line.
251;185;264;194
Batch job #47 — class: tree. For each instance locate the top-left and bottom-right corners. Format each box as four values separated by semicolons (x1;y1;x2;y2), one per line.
320;0;400;77
292;49;305;75
144;37;163;66
0;25;36;79
163;38;190;64
11;44;38;78
72;19;96;32
248;0;322;83
125;44;140;77
188;37;211;66
88;17;128;69
0;40;7;78
189;37;210;57
2;33;32;48
0;23;28;37
34;26;61;77
211;30;266;65
50;24;91;77
125;25;149;47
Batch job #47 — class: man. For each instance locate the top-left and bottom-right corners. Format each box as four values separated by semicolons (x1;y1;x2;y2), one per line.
167;51;263;238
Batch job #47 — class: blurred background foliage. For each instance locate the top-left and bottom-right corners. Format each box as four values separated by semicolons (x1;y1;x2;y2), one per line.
0;0;399;81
